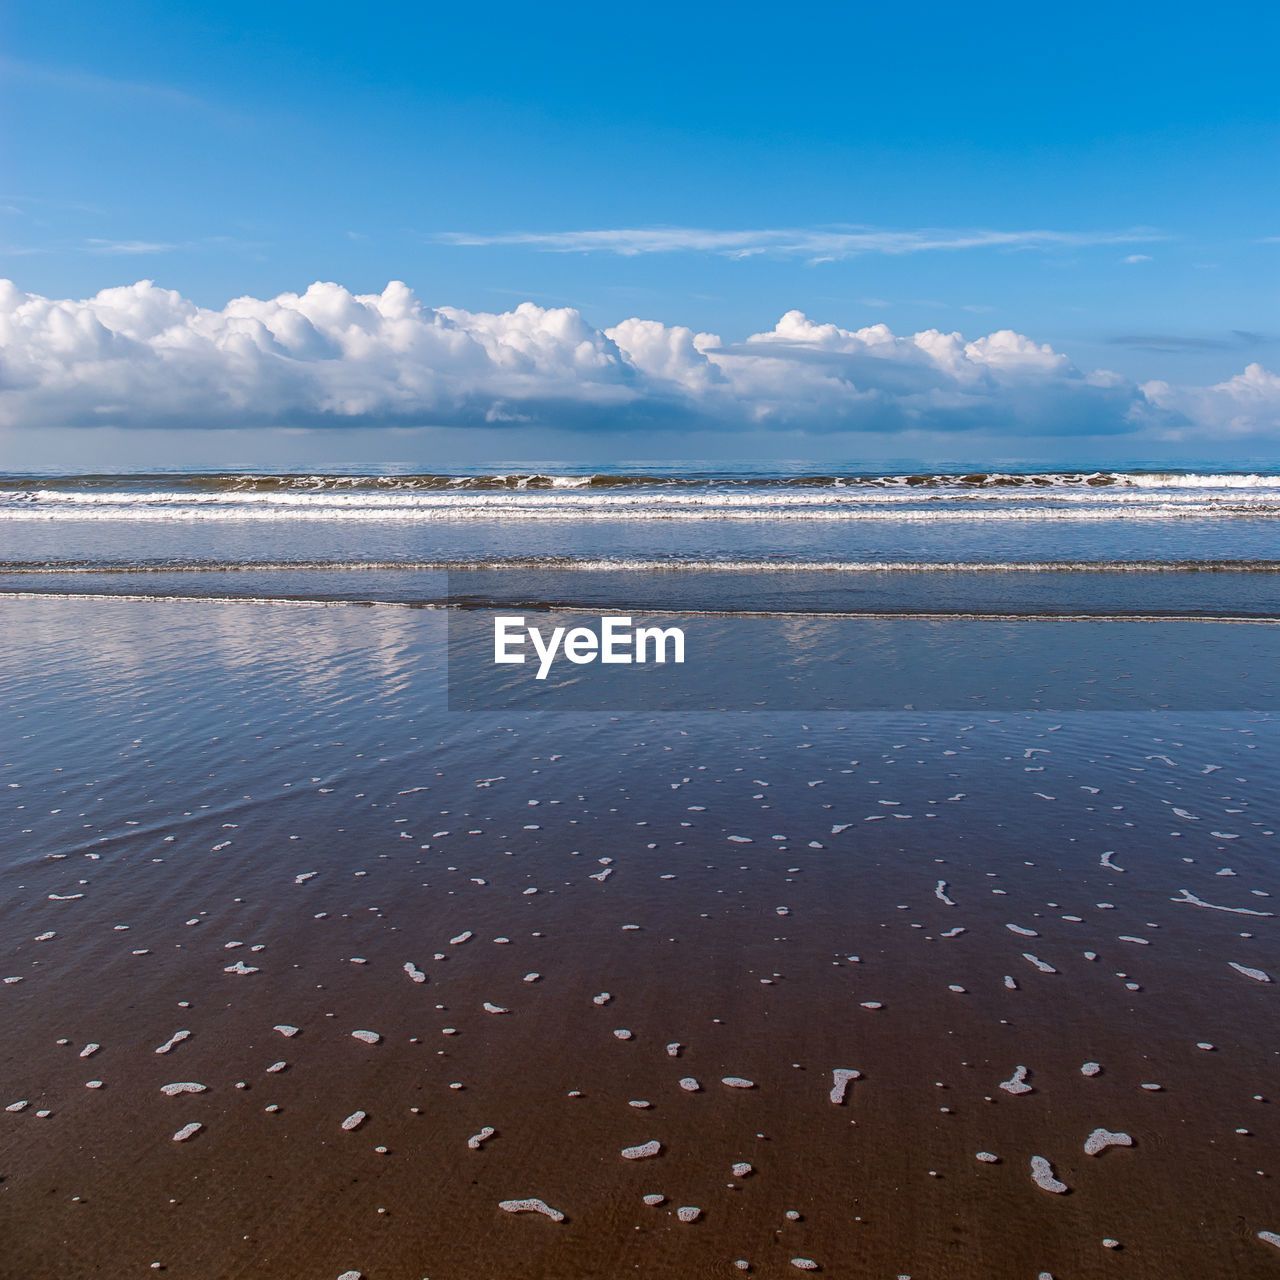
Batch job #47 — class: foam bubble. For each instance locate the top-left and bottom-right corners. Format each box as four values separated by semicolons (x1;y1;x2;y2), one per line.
499;1198;565;1222
1030;1156;1067;1193
829;1068;861;1105
1084;1128;1132;1156
999;1066;1032;1095
622;1141;661;1160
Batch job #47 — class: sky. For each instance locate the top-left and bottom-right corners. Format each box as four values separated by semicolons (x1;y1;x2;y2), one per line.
1;0;1277;468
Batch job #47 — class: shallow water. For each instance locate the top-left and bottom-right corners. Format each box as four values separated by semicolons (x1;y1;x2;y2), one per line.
2;598;1278;1278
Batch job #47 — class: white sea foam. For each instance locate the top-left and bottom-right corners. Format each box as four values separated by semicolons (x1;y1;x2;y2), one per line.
1174;890;1272;916
1000;1066;1033;1095
10;470;1280;530
1030;1156;1067;1193
622;1141;661;1160
1229;962;1272;982
829;1068;861;1104
499;1197;564;1221
1084;1128;1132;1155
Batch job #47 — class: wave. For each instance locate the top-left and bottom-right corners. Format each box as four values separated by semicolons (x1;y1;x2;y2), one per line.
3;502;1278;522
4;588;1275;624
6;469;1280;492
5;557;1280;574
6;470;1280;523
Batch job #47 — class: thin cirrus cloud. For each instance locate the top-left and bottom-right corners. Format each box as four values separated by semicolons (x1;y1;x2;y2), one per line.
1105;331;1269;353
0;278;1274;441
431;224;1169;260
84;239;182;255
0;54;209;111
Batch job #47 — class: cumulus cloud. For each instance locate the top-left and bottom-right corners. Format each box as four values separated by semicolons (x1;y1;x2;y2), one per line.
434;224;1166;260
0;278;1274;441
1142;364;1280;438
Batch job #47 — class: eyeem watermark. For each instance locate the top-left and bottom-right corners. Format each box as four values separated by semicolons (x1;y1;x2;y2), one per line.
494;615;686;679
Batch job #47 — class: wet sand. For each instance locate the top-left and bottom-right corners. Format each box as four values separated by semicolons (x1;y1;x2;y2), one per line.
2;598;1278;1279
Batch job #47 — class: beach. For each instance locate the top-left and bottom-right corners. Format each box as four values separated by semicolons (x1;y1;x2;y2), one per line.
7;0;1278;1266
2;557;1278;1276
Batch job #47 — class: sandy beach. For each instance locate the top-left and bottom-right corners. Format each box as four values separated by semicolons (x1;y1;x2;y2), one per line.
5;0;1279;1262
3;596;1277;1278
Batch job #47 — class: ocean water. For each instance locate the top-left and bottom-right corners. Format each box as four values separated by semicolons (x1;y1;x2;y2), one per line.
3;466;1279;709
2;467;1279;618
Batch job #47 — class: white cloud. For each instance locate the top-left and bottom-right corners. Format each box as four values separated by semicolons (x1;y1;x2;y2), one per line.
1123;253;1153;263
1142;364;1280;438
84;239;181;255
433;224;1168;260
0;278;1274;441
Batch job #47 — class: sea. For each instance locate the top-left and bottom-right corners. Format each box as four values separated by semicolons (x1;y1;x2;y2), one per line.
2;465;1279;613
3;465;1279;710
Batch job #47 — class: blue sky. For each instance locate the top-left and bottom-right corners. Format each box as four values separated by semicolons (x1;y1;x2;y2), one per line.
1;0;1277;464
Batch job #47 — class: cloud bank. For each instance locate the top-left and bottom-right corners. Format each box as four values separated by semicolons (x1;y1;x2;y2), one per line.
0;278;1275;441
